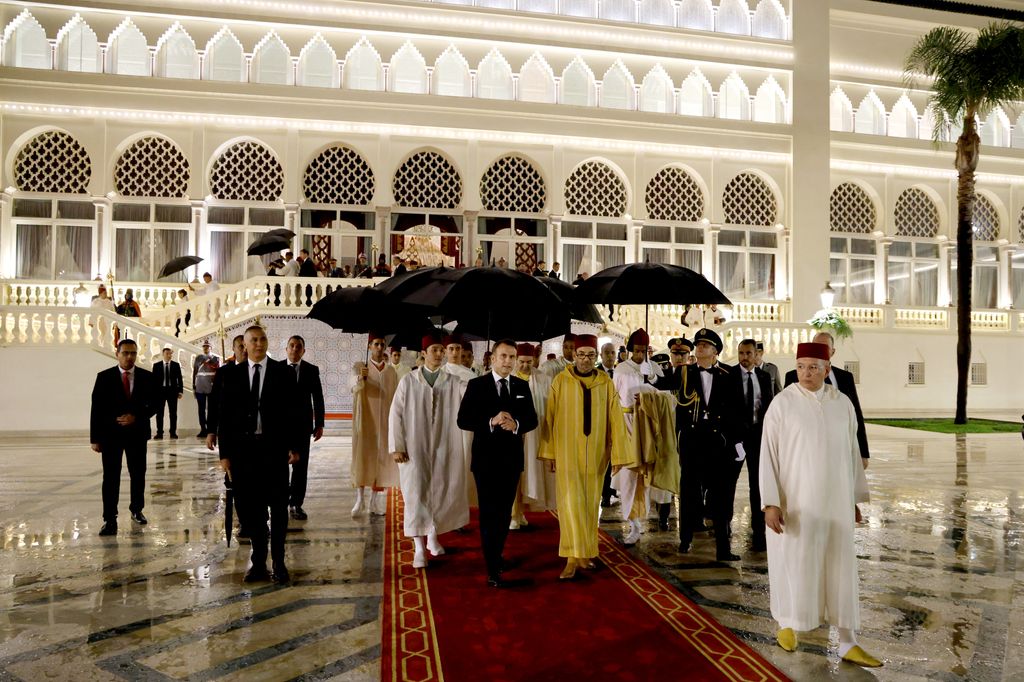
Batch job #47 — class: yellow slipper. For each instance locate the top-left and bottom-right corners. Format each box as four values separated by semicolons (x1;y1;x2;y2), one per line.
776;628;798;652
841;645;883;668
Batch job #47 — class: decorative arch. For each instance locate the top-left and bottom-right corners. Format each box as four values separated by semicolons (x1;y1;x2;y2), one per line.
13;129;92;193
717;72;750;120
106;19;150;76
343;37;384;91
679;68;713;117
203;28;245;82
679;0;714;30
751;0;787;40
1018;207;1024;243
297;35;338;88
564;160;629;218
561;57;597;107
208;139;283;202
480;154;547;213
432;45;471;97
829;87;853;132
717;0;751;35
894;187;941;238
600;60;635;110
854;91;886;135
389;41;428;94
981;107;1011;147
972;192;1002;241
753;75;786;124
639;0;675;26
155;23;199;80
639;64;674;114
3;10;50;69
722;171;778;227
56;14;99;73
303;145;374;205
518;52;556;104
646;165;706;222
392;150;463;209
477;48;514;100
829;182;877;233
251;32;292;85
114;135;190;198
888;95;919;138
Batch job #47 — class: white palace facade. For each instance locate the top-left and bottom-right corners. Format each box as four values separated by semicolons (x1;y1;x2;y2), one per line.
1;0;1023;429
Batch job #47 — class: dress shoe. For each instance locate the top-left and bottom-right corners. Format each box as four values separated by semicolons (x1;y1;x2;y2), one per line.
130;512;148;525
677;542;691;554
237;527;251;539
170;433;178;439
509;519;520;530
272;565;291;585
776;628;798;652
243;566;270;583
841;645;883;668
98;522;118;536
197;431;207;438
154;432;164;439
751;537;767;552
290;506;308;521
716;552;741;562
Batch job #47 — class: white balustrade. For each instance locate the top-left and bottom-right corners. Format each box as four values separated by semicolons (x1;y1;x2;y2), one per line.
970;310;1009;332
1;279;185;310
894;307;948;329
834;305;884;327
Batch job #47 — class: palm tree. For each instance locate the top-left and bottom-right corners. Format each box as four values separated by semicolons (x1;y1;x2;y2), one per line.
905;23;1024;424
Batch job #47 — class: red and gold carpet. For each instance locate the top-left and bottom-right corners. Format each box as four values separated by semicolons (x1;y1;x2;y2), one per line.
382;490;787;682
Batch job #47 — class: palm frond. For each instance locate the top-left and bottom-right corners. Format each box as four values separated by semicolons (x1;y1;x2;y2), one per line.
904;26;972;87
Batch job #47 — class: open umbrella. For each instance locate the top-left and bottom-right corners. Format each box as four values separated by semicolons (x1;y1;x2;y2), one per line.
537;276;603;325
158;255;202;279
246;228;296;256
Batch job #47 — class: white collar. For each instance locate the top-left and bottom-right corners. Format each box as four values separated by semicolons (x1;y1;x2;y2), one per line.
492;370;511;384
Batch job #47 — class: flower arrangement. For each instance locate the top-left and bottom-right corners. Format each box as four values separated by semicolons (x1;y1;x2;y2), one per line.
807;309;853;339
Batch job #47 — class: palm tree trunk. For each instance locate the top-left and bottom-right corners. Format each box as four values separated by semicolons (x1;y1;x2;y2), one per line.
953;114;980;425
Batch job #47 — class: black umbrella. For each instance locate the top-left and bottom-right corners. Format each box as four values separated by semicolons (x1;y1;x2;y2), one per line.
307;286;434;333
158;255;202;279
537;276;604;325
246;229;296;256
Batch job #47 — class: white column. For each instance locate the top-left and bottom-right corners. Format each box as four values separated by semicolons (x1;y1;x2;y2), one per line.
375;206;390;258
550;215;562;271
775;225;790;303
631;219;644;262
877;237;891;305
192;200;207;269
0;192;14;279
938;241;954;308
998;242;1014;309
93;197;112;281
284;203;299;250
464;210;479;267
706;222;720;284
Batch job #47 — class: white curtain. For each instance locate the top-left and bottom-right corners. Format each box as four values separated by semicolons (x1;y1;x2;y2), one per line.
749;252;775;299
210;231;244;283
888;261;911;305
1013;262;1024;309
718;251;744;298
116;228;150;281
55;225;92;279
849;258;874;304
15;224;51;279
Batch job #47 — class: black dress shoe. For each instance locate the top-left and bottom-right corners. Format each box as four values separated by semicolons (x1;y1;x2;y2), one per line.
244;566;270;583
98;522;118;536
678;542;690;554
197;431;207;438
751;537;767;552
130;512;148;525
170;433;178;439
290;507;308;521
717;552;741;562
155;432;164;439
272;565;291;585
487;576;507;588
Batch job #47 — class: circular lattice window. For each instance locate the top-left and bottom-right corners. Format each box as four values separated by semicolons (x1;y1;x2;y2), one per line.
564;161;628;217
114;136;190;198
894;188;939;238
14;130;91;193
303;146;374;205
829;182;875;233
392;151;462;209
722;172;777;227
972;194;999;241
480;155;546;213
209;141;283;202
645;167;704;222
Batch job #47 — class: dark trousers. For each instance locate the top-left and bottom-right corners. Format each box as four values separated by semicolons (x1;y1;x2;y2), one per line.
101;442;147;521
679;434;734;555
289;437;311;507
196;393;210;434
743;432;765;542
601;461;613;505
233;437;290;567
155;389;178;434
473;464;521;579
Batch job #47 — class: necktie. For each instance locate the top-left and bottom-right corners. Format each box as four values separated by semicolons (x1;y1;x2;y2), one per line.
122;370;131;398
499;377;510;404
745;371;755;423
292;363;299;379
165;362;170;387
249;363;261;433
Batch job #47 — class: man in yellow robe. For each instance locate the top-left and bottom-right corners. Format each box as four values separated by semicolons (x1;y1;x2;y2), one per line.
351;332;400;516
539;334;630;580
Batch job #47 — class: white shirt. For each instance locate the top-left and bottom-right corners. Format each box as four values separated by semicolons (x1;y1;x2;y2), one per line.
248;357;269;433
490;370;519;434
698;364;714;404
740;366;762;423
279;259;299;277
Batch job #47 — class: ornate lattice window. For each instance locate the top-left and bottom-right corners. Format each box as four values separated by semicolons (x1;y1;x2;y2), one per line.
972;194;999;241
114;136;189;198
480;156;546;213
645;167;704;222
722;172;776;227
1018;207;1024;243
829;182;875;233
392;151;462;209
894;188;939;238
14;131;91;193
565;162;627;217
209;141;283;202
303;146;374;205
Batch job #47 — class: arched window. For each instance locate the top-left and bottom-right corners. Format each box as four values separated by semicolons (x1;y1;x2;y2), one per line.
209;141;283;201
717;0;751;35
641;167;706;271
894;188;939;238
297;35;338;88
155;23;199;80
562;161;629;282
720;172;779;299
393;151;462;209
1013;113;1024;149
56;14;100;73
303;145;374;205
251;32;292;85
389;42;427;94
478;155;547;271
106;19;150;76
973;193;1000;241
889;188;940;306
114;136;190;198
15;130;91;193
600;0;635;21
480;155;546;213
854;91;886;135
432;46;471;97
1014;208;1024;308
829;87;853;132
203;28;245;82
561;57;596;107
679;0;713;30
753;76;786;123
829;183;877;304
640;0;675;26
751;0;786;39
562;0;597;17
646;167;704;222
981;107;1011;147
3;10;50;69
343;37;383;91
723;172;777;227
829;183;875;233
564;161;628;217
639;65;674;114
518;52;556;104
718;72;750;120
600;61;635;110
477;49;514;100
679;69;713;117
888;95;918;138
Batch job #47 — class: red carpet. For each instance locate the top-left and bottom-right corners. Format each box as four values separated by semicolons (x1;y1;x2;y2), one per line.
382;490;787;682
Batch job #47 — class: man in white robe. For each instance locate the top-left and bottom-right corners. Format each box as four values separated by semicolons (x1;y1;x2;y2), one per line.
351;332;399;516
538;334;575;378
389;332;470;569
759;342;880;668
389;345;411;381
443;334;476;382
510;343;556;528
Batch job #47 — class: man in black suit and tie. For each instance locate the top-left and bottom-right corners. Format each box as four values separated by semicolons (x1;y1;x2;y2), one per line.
547;262;561;279
457;339;538;587
656;328;745;561
284;335;326;521
784;331;870;468
154;346;183;439
206;326;304;584
298;249;317;277
90;339;159;535
731;339;776;552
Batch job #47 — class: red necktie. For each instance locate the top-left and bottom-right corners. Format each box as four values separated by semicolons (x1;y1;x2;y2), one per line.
122;370;131;397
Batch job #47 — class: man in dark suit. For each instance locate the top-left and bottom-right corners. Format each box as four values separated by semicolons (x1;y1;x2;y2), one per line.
457;339;538;587
656;328;745;561
90;339;159;536
154;346;184;438
298;249;317;277
731;339;776;552
547;262;561;279
284;335;325;521
784;331;870;468
206;326;304;584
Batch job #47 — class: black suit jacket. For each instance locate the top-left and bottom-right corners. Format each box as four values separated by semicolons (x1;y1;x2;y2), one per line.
299;258;317;277
457;374;538;474
730;365;774;439
288;360;326;434
155;360;184;394
785;366;870;458
207;359;305;458
90;366;158;446
656;363;743;451
547;270;560;280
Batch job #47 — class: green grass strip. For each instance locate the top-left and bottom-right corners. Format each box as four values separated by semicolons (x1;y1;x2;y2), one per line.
866;418;1022;434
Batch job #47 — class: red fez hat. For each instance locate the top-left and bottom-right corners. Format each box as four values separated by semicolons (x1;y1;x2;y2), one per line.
796;342;830;361
575;334;598;350
367;329;387;342
516;342;537;357
422;332;445;351
442;334;461;347
627;328;650;349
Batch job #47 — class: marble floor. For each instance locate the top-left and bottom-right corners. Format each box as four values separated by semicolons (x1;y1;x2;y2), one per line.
0;425;1021;681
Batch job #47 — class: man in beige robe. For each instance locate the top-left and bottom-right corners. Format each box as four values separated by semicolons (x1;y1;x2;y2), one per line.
351;332;399;516
509;343;556;529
